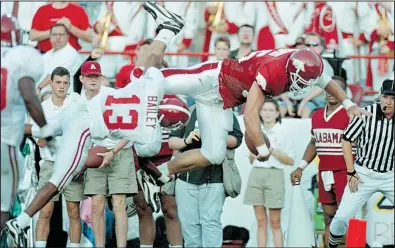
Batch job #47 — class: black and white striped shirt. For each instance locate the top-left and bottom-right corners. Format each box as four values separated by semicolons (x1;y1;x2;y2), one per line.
343;103;394;173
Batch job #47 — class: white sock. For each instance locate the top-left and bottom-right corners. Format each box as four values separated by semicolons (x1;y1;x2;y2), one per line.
140;245;153;248
169;245;183;248
16;212;31;229
158;174;170;184
158;162;170;175
35;240;47;247
154;29;175;48
69;243;80;247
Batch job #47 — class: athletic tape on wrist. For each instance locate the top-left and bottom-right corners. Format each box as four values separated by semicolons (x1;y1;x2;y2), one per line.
297;160;309;170
342;99;356;110
257;144;269;157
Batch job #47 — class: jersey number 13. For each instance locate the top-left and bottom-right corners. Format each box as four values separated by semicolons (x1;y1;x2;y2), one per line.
103;95;141;130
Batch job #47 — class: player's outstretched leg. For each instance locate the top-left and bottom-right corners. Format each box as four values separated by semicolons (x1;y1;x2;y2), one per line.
3;108;91;248
136;2;184;69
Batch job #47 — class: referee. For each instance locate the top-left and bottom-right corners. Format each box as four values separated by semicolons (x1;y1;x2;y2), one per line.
328;79;394;248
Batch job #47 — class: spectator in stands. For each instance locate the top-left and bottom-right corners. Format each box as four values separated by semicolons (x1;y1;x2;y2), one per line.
244;99;295;248
202;2;247;62
171;106;243;247
30;1;92;53
36;23;81;95
230;24;255;59
29;67;86;248
93;2;147;79
213;36;231;61
279;33;334;118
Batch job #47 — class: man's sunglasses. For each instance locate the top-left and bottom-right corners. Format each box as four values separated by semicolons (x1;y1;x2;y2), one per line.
305;43;320;47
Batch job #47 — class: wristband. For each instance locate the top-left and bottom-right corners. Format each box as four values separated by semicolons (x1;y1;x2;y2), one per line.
347;170;356;176
342;99;356;110
256;144;269;157
297;160;309;170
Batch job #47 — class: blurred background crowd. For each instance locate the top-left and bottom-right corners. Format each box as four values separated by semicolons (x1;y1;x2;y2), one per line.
1;1;394;118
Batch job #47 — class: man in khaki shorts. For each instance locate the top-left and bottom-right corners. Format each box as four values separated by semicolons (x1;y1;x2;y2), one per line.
28;67;86;248
80;61;137;248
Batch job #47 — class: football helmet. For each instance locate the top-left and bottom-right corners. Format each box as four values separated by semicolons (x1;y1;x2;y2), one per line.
286;48;323;94
158;95;190;131
1;14;20;47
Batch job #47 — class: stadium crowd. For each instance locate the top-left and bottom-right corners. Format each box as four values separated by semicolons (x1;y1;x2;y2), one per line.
0;1;394;248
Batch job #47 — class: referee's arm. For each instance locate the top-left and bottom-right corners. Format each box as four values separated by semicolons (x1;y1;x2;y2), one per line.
342;116;365;172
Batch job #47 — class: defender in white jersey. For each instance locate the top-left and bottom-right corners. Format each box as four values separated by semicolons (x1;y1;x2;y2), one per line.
88;67;165;158
4;3;186;246
0;15;56;234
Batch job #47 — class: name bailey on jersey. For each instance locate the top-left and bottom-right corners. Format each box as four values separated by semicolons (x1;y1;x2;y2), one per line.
146;96;158;129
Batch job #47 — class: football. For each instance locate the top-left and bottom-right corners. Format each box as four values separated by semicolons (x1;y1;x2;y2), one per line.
245;131;271;156
158;95;190;130
85;146;108;168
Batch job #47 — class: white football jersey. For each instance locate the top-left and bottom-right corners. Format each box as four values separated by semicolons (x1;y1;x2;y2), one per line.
88;68;165;147
1;45;43;146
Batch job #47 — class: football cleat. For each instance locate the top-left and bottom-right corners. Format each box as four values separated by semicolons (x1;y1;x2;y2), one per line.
136;170;161;213
2;219;28;248
143;2;185;35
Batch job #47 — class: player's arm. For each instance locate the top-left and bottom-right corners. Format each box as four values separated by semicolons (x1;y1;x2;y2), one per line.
18;77;47;128
291;137;317;185
317;74;371;118
243;82;270;157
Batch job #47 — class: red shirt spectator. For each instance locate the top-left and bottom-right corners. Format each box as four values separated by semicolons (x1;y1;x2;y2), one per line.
31;2;92;52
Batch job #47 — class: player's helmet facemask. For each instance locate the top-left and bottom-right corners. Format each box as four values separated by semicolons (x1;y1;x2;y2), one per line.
286;49;323;95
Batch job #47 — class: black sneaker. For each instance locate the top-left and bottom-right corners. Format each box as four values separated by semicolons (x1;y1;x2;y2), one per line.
2;219;28;248
143;1;185;35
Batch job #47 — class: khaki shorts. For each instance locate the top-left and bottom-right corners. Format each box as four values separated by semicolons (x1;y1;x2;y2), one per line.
84;149;137;196
37;160;86;202
243;167;285;209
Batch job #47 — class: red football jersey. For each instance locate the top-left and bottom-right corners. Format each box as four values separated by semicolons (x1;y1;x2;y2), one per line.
219;49;295;108
311;106;356;171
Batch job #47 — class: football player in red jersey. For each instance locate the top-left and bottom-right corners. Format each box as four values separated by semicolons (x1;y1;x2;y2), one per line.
141;48;371;185
290;76;355;247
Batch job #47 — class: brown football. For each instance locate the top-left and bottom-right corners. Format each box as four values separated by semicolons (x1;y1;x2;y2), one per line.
85;146;108;168
245;131;271;156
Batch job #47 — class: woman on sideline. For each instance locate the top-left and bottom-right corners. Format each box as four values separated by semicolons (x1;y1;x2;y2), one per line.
244;99;295;247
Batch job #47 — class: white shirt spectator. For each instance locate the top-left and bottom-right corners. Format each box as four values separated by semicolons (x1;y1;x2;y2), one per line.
252;123;295;170
41;43;81;94
32;95;71;162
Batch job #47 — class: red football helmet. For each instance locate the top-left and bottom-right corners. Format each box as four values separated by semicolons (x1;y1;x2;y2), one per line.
286;48;323;94
1;14;20;47
158;95;190;131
